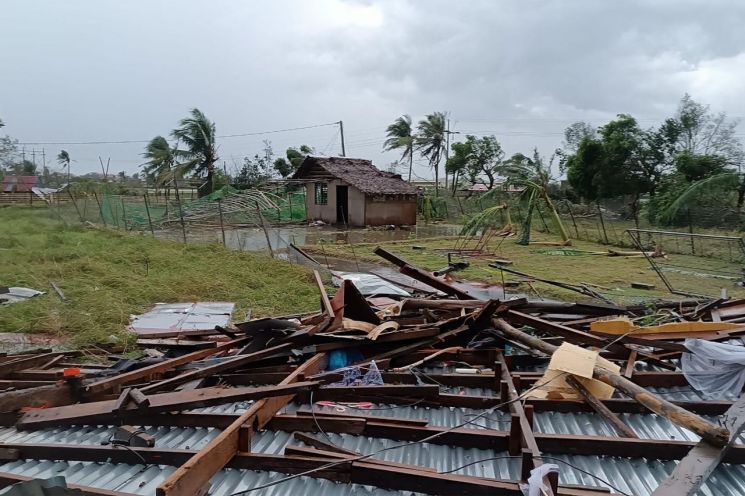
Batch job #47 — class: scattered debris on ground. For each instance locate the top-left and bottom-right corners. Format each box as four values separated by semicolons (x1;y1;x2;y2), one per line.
0;247;744;495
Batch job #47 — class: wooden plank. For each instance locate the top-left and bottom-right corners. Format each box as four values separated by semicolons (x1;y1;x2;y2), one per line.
0;383;74;412
139;342;295;394
314;269;335;317
623;350;637;378
497;351;555;493
566;375;638;439
17;382;317;429
85;337;250;396
651;393;745;495
155;353;328;496
373;247;475;300
0;352;67;378
495;318;731;447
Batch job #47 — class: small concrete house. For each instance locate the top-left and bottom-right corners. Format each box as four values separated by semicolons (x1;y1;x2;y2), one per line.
293;156;419;226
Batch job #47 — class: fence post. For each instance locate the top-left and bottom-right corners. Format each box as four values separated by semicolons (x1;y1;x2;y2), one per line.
566;200;579;238
288;193;293;221
67;190;84;222
596;201;609;245
172;174;187;243
217;198;226;246
120;197;128;231
144;194;155;236
93;192;107;227
256;201;275;258
687;208;696;255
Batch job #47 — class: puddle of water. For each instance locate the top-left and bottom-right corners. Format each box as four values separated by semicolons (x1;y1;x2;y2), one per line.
156;224;462;254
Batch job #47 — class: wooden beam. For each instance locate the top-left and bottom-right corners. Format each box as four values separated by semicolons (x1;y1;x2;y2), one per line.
155;353;328;496
138;342;295;394
497;351;555;494
314;269;335;317
373;247;475;300
566;375;638;439
495;318;730;447
0;352;69;378
651;393;745;495
0;383;74;412
17;382;317;429
85;337;250;396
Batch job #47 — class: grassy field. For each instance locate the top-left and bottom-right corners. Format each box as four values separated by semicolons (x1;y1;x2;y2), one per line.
0;206;319;346
301;230;745;302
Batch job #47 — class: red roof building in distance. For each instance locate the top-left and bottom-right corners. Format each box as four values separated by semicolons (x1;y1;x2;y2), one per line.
1;175;40;193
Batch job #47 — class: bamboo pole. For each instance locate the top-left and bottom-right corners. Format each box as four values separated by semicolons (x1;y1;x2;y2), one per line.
494;318;730;447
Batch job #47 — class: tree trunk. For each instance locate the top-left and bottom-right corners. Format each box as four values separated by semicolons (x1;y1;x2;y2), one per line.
541;189;571;245
199;165;215;198
434;160;439;196
516;190;536;245
408;153;413;183
737;175;745;212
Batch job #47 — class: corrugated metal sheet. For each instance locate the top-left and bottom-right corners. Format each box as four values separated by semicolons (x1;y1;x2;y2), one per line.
1;372;744;495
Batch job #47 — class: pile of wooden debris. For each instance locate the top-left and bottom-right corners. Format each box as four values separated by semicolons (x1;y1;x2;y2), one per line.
0;247;744;496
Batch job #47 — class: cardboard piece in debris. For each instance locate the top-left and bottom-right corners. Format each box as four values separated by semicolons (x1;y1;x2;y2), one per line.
527;342;621;400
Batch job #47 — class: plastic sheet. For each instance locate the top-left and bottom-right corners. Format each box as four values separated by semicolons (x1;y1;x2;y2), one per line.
520;464;559;496
682;338;745;398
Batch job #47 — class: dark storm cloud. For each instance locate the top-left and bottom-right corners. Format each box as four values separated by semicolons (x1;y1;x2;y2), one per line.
1;0;743;177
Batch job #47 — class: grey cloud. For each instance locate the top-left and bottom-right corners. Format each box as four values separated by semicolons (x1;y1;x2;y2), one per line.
0;0;743;178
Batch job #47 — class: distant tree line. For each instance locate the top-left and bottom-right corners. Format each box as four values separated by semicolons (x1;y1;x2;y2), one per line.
387;95;744;229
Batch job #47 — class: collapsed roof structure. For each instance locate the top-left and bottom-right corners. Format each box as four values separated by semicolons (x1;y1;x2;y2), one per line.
0;248;744;495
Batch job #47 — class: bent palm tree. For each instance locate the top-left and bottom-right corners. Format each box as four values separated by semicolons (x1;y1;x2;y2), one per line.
384;115;415;182
172;108;218;197
493;150;571;246
416;112;447;195
57;150;71;182
661;172;744;224
142;136;178;201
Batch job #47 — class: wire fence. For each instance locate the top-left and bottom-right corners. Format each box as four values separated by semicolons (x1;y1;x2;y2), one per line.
33;186;308;253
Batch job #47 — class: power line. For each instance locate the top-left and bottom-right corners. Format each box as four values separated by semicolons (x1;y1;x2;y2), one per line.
19;121;340;146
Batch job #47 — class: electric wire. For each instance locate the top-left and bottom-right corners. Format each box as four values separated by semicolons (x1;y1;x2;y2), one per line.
227;371;572;495
19;122;340;146
439;455;632;496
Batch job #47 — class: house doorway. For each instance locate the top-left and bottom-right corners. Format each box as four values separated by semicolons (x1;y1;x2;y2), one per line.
336;185;349;225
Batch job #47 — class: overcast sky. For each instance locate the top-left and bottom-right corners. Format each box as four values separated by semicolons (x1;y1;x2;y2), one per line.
2;0;744;179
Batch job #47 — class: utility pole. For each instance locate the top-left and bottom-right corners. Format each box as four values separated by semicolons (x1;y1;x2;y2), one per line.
339;120;346;157
443;118;460;192
444;119;450;190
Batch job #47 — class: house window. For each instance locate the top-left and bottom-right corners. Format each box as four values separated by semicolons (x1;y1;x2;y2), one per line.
314;182;328;205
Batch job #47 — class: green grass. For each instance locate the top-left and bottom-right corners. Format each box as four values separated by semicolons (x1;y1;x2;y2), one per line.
0;206;319;346
301;231;745;302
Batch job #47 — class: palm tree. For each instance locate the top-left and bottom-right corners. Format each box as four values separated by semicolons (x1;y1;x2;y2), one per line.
661;172;745;224
142;136;177;199
416;112;447;195
384;115;414;182
171;108;218;197
494;150;571;246
57;150;71;182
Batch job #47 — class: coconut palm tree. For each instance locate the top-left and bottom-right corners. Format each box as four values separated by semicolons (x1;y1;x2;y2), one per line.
416;112;447;195
57;150;71;182
171;108;218;197
494;149;571;246
661;171;745;224
142;136;177;196
384;115;415;182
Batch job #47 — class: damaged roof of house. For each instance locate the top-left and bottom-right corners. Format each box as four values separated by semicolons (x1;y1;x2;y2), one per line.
293;156;420;196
